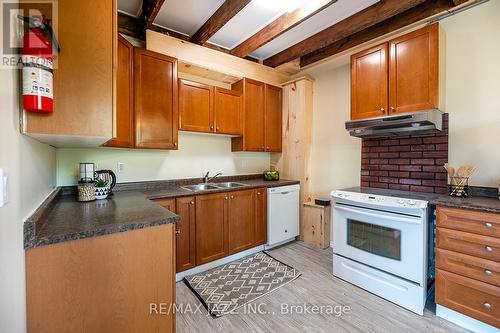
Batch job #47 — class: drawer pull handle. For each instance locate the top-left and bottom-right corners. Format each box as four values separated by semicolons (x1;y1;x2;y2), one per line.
175;229;181;235
483;302;492;310
484;270;493;276
485;222;492;228
485;246;493;252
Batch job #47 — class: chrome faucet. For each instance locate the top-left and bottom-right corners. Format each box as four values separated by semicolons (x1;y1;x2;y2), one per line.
203;171;223;184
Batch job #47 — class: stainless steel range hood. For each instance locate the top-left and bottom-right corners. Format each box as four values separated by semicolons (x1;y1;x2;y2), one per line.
346;110;444;138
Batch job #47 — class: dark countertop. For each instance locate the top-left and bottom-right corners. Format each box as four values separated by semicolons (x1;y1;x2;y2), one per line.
24;175;300;250
143;178;300;200
431;195;500;214
24;191;180;249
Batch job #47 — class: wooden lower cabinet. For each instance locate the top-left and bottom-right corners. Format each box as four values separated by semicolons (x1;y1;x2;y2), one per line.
26;225;176;333
228;189;256;254
436;269;499;328
254;188;267;246
436;206;500;329
195;192;229;265
175;197;196;272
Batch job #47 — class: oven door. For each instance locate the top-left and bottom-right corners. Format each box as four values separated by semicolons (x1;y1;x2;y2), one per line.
333;203;426;284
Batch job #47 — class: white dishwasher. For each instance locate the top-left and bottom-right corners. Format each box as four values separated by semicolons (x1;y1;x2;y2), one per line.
266;184;300;249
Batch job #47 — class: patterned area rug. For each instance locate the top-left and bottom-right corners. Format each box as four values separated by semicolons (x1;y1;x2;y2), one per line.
184;252;301;317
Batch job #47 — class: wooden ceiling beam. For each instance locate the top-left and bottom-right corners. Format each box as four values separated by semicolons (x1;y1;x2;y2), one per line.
300;0;455;67
230;0;336;58
263;0;427;67
190;0;251;45
138;0;165;38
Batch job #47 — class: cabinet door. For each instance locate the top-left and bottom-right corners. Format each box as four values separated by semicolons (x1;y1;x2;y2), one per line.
214;87;242;135
196;193;228;265
254;188;267;246
134;49;178;149
179;79;214;133
175;197;196;272
264;85;282;152
351;43;388;120
104;35;134;148
242;79;266;151
228;189;255;254
155;198;175;212
389;24;438;114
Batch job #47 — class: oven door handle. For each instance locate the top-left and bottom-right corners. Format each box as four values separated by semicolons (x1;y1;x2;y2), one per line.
334;204;422;224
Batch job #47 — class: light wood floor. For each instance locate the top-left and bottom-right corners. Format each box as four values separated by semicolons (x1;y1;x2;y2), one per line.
176;242;470;333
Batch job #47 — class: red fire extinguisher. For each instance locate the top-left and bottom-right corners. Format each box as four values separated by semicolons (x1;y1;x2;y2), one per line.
18;15;60;113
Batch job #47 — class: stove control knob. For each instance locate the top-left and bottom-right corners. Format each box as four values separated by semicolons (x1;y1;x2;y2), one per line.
409;200;416;206
398;199;405;205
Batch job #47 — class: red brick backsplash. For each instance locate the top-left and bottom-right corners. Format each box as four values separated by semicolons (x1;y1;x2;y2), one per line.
361;114;448;194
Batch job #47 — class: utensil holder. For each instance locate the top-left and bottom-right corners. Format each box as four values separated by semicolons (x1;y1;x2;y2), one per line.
448;176;469;198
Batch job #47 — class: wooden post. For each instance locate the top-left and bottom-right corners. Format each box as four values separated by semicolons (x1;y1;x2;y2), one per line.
272;76;314;240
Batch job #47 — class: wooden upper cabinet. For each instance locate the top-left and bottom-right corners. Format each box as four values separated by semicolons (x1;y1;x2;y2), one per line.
264;84;282;152
351;44;388;120
134;48;178;149
228;189;255;254
214;87;242;135
350;24;439;120
254;188;267;246
104;35;134;148
175;197;196;272
178;79;214;133
232;78;282;152
195;193;228;265
21;0;116;147
389;24;439;114
232;79;266;151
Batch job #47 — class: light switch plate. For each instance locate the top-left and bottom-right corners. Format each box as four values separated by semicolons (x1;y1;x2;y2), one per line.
0;168;7;207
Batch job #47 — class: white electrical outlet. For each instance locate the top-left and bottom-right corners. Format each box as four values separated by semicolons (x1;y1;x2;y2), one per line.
117;162;125;173
0;168;8;207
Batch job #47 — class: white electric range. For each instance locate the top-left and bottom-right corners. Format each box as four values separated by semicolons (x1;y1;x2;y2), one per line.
331;187;436;315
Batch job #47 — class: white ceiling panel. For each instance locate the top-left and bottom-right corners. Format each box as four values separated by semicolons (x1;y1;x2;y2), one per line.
154;0;225;36
250;0;379;59
117;0;142;17
208;0;307;50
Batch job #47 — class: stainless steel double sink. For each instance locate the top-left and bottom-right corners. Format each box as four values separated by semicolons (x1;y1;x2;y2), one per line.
181;182;247;192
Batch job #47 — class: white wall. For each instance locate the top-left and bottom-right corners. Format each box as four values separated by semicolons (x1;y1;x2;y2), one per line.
441;0;500;187
57;133;270;185
302;0;500;196
0;70;56;331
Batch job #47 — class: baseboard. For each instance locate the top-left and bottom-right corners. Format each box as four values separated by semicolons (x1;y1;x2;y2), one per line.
175;245;265;282
436;305;498;333
264;238;296;250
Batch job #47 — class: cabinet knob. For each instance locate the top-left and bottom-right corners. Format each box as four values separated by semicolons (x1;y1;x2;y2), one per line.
483;302;492;310
175;229;181;235
380;107;385;113
173;142;177;147
230;195;234;199
485;222;493;228
266;146;270;150
390;107;396;113
190;201;194;205
257;192;261;195
225;196;228;200
484;269;493;276
210;125;214;130
485;246;493;252
216;127;220;131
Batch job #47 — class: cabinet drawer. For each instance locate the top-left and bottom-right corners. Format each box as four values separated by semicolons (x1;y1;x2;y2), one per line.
436;248;500;286
436;269;499;328
437;207;500;237
437;227;500;261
